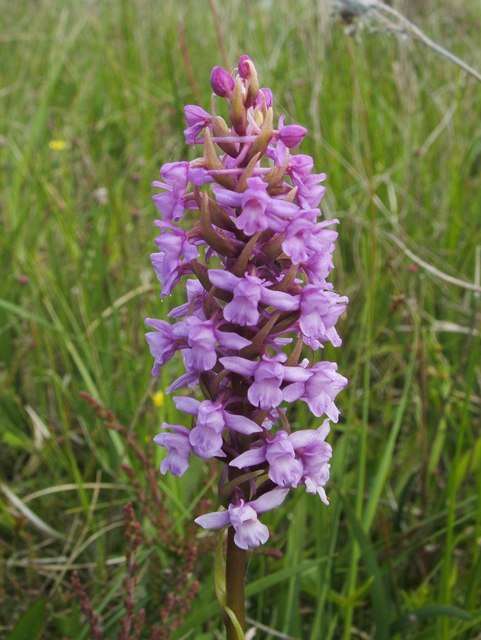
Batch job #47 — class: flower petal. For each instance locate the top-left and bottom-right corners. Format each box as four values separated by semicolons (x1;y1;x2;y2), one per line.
216;330;251;350
230;446;266;468
220;356;257;377
208;269;240;292
288;429;319;449
260;288;300;311
317;420;331;441
248;382;283;409
233;520;269;550
173;396;200;415
167;372;198;393
194;510;230;530
283;366;312;382
224;412;262;434
282;382;305;402
250;488;289;514
212;184;242;208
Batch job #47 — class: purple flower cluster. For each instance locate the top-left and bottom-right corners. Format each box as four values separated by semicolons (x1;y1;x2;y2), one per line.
146;56;348;551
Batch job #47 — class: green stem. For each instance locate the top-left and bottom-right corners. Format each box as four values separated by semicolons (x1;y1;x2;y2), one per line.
225;527;246;638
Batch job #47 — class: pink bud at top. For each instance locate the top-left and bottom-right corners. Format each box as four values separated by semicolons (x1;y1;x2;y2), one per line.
210;66;235;97
238;54;252;79
278;124;308;148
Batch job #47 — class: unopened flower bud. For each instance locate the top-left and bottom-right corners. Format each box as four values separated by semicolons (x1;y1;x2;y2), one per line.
238;54;252;79
210;66;235;98
238;55;259;106
278;124;308;148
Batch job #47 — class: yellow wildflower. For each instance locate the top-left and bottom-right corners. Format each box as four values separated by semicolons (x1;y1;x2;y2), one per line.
48;139;68;151
152;390;165;408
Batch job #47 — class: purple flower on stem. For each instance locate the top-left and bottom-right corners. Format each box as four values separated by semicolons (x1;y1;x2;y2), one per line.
220;354;310;410
282;217;339;276
281;211;319;265
176;399;228;460
283;361;348;421
145;314;250;379
151;223;198;295
145;318;177;375
168;279;205;319
178;315;251;372
231;423;332;503
213;177;299;235
265;432;304;487
178;317;219;372
299;284;348;348
174;397;262;435
289;423;332;503
220;354;285;409
208;270;299;326
195;488;289;550
288;153;314;181
152;162;191;222
188;424;225;459
184;105;212;144
146;54;348;592
294;170;327;209
154;424;192;476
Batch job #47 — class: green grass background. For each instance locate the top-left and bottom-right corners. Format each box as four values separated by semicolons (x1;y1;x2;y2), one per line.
1;0;481;638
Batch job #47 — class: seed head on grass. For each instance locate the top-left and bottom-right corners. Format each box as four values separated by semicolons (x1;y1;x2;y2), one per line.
146;55;348;551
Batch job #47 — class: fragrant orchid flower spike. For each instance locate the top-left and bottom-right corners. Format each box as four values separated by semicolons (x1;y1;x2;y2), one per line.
146;55;348;553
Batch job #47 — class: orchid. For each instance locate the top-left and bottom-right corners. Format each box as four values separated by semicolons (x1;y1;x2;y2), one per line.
146;54;347;637
195;488;289;550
